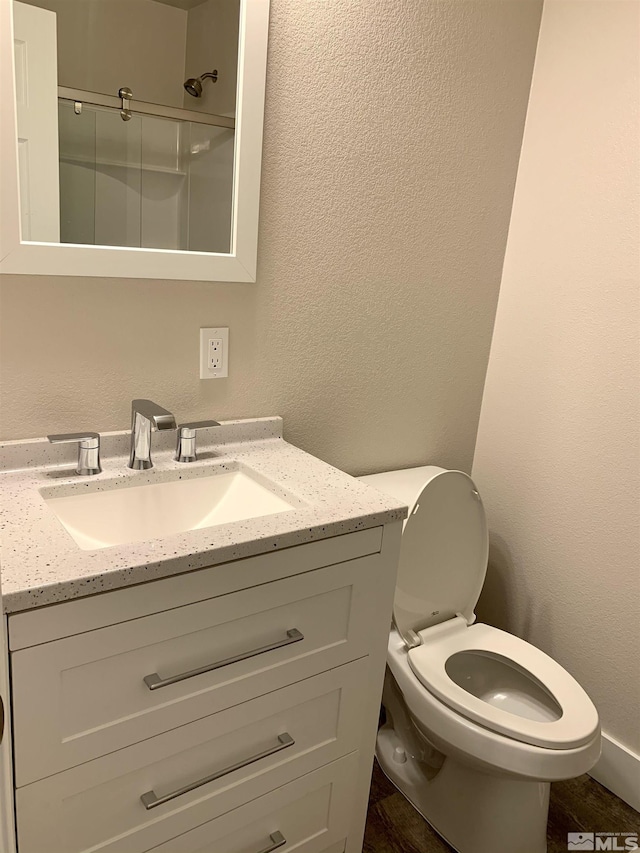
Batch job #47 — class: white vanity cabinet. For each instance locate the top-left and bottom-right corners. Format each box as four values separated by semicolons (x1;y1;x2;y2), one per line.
7;523;401;853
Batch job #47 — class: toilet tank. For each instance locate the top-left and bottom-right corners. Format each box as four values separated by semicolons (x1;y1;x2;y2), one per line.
359;466;445;528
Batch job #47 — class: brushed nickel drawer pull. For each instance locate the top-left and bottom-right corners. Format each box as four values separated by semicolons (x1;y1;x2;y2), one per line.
140;733;295;810
143;628;304;691
257;832;286;853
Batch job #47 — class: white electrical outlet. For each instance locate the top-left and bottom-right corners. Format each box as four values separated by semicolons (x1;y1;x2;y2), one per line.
200;327;229;379
209;338;223;369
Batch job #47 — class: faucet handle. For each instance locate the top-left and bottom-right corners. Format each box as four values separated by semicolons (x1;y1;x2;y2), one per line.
48;432;101;476
175;421;220;463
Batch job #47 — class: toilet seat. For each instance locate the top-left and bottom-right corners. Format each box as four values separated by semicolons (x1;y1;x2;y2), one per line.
408;619;599;750
387;626;602;784
359;467;489;646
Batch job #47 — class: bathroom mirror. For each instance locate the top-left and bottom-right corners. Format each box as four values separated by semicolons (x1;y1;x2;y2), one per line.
0;0;269;281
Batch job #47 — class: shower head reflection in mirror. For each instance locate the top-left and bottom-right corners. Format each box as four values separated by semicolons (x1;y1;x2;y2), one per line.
184;70;219;97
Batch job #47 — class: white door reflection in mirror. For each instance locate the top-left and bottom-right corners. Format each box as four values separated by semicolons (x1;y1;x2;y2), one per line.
13;1;60;242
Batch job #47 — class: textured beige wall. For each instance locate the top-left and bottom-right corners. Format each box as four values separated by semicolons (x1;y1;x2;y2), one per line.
0;0;543;475
473;0;640;752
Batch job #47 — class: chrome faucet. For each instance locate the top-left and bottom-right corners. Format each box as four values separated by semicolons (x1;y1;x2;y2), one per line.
129;400;176;470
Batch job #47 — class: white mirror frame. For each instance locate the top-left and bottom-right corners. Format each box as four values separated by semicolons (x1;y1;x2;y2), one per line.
0;0;269;282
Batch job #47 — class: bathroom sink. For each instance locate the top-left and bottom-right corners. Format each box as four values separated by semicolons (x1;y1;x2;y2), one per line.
41;465;303;551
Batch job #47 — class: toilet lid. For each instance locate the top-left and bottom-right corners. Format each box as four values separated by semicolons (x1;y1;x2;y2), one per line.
393;470;488;645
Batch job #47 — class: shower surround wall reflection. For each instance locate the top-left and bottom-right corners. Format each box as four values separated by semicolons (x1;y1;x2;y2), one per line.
58;101;234;253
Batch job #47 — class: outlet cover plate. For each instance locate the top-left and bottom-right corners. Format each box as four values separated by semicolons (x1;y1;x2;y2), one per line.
200;327;229;379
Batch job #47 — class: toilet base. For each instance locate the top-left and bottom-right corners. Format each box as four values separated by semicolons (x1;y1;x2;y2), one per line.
376;724;550;853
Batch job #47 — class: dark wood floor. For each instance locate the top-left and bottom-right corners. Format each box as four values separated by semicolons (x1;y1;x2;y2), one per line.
364;760;640;853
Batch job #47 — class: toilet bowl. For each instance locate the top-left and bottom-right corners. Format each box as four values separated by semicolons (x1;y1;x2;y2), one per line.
359;466;601;853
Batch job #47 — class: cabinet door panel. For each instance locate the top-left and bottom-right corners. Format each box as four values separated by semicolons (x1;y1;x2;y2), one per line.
12;556;384;786
16;660;368;853
149;753;356;853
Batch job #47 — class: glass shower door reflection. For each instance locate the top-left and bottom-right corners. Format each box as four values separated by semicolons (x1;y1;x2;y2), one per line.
140;116;187;251
58;99;235;253
58;102;142;247
58;101;96;245
93;109;142;248
184;122;235;254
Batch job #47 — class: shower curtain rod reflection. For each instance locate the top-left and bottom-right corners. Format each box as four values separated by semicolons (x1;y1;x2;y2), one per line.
58;86;235;130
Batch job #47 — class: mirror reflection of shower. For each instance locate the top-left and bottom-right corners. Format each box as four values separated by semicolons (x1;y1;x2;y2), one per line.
13;0;240;254
55;58;232;252
184;71;218;98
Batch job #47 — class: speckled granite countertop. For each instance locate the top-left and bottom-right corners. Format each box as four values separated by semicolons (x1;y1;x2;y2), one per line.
0;417;407;614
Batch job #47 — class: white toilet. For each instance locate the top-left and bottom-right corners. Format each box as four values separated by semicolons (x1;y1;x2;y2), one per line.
359;466;601;853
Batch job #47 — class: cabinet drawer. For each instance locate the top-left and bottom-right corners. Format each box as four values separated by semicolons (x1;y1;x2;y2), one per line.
12;554;383;786
148;753;357;853
16;659;368;853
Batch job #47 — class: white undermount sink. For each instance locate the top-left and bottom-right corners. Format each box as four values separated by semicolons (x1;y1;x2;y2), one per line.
41;465;303;551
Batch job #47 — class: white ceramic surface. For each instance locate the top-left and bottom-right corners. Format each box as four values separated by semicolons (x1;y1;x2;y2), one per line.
358;463;601;853
42;464;303;551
